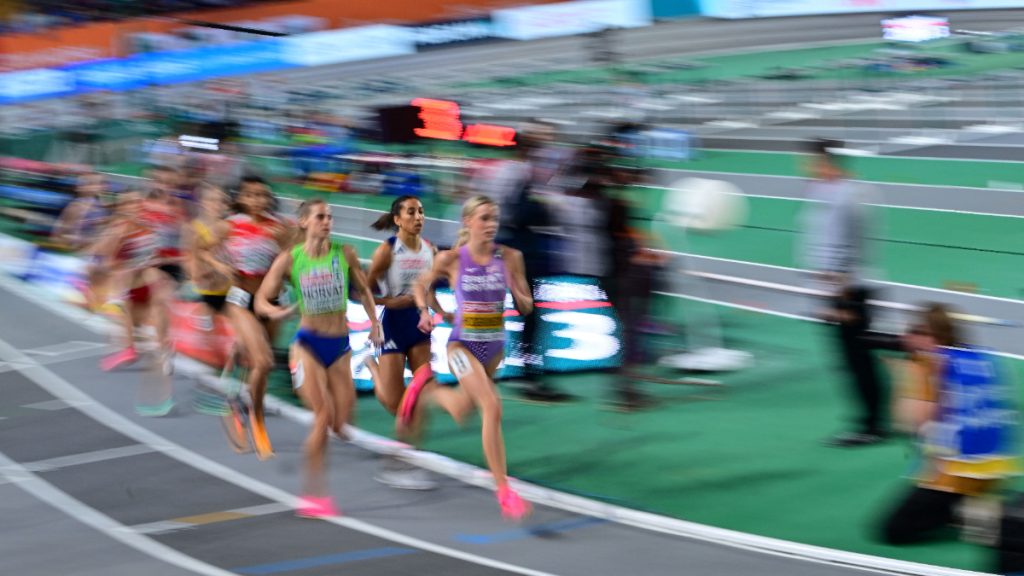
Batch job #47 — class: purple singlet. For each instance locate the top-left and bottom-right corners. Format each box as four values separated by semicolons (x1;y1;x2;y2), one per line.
449;245;507;366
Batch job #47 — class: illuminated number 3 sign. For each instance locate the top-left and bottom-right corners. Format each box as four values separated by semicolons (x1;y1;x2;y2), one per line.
463;124;517;147
412;98;463;141
410;98;516;147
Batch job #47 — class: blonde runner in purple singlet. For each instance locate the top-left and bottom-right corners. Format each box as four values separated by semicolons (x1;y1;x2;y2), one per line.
448;244;506;366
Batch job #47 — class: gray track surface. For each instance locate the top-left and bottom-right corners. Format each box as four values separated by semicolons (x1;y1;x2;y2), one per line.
0;281;886;576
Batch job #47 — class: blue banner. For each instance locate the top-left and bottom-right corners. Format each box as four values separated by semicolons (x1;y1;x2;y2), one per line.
0;68;77;104
71;40;289;91
0;40;293;105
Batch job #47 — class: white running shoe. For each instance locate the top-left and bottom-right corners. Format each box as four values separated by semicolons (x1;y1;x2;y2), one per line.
374;459;437;491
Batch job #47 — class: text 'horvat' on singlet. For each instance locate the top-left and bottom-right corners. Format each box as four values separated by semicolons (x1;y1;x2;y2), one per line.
290;241;348;316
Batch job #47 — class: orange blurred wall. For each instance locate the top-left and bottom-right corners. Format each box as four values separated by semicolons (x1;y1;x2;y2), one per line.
0;0;557;71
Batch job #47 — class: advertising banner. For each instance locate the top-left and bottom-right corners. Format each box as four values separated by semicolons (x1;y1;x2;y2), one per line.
346;275;623;391
279;25;416;67
882;15;950;43
493;0;652;41
1;0;538;71
701;0;1024;19
405;17;498;50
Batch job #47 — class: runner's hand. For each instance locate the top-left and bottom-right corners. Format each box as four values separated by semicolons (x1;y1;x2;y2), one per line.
266;303;297;322
369;322;384;347
417;309;434;333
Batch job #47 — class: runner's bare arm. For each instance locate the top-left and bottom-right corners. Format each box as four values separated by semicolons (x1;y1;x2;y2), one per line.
51;200;84;249
504;247;533;316
413;249;456;332
426;245;451;322
90;219;126;262
255;250;295;321
366;241;412;309
344;244;383;345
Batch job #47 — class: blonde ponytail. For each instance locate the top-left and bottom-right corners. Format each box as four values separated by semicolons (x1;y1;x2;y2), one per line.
455;228;470;248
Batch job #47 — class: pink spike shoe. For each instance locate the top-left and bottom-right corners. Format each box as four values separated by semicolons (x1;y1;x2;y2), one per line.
100;347;138;372
296;496;340;518
497;486;531;521
397;364;432;431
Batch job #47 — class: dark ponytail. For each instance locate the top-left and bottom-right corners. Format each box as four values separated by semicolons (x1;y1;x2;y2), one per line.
370;195;418;231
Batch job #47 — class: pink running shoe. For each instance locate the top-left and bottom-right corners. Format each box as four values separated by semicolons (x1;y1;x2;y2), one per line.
100;348;138;372
397;364;432;430
296;496;340;518
497;486;532;521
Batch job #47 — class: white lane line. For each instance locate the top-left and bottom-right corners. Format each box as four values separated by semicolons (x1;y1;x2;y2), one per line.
679;187;1024;220
687;271;1020;327
0;349;111;374
698;147;1024;164
874;278;1024;305
277;197;461;225
0;360;33;374
0;337;563;576
128;521;193;536
25;341;107;357
656;290;825;324
660;251;1023;306
652;167;1022;193
656;290;1024;362
688;271;823;297
642;179;1024;219
23;399;92;411
0;449;238;576
18;444;157;473
329;230;384;243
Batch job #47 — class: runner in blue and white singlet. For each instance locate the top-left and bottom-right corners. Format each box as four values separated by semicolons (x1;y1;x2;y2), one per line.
365;196;442;490
380;234;434;354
